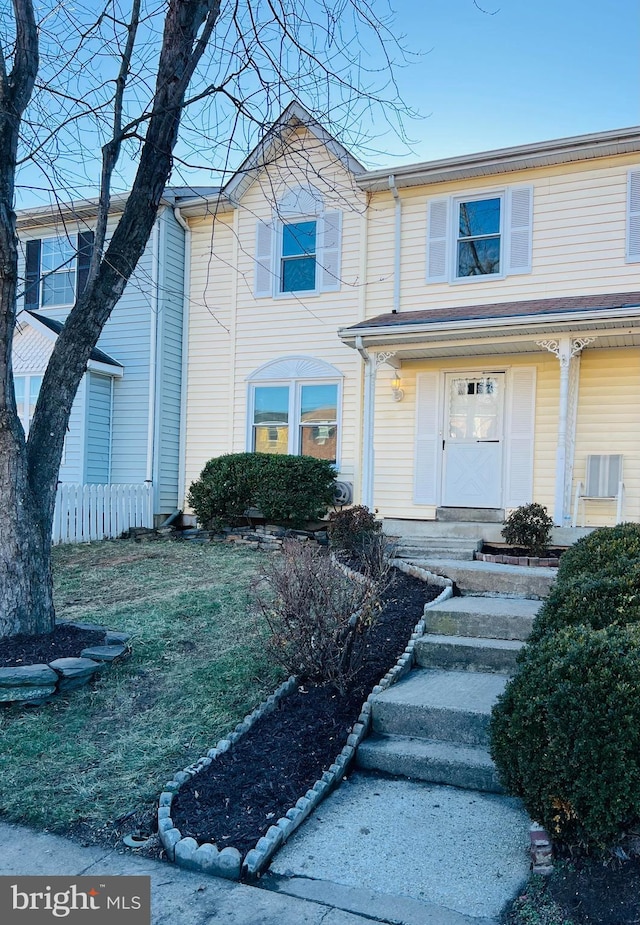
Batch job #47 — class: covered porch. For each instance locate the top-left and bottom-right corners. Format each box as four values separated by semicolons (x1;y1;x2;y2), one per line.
339;291;640;535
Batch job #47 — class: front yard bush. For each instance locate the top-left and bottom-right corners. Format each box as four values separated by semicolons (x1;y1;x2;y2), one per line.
490;624;640;851
528;567;640;644
556;523;640;583
501;503;554;556
256;540;383;694
188;452;336;530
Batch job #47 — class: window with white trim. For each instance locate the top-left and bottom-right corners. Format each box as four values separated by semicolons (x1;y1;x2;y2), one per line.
14;373;43;434
280;220;317;292
426;185;533;284
456;197;502;277
41;236;77;306
251;381;339;464
254;184;342;298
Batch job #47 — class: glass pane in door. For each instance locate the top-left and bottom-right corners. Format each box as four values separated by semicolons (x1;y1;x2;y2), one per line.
448;376;501;441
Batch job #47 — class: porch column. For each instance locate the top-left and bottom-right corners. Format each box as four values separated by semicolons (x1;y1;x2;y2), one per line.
355;337;376;510
537;336;596;526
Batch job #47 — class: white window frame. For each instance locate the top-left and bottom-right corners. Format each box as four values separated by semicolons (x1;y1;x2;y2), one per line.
275;215;319;298
14;372;43;435
451;191;505;284
248;377;342;467
40;235;77;308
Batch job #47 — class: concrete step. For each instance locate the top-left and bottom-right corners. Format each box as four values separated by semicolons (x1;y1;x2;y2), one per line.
424;596;539;641
384;518;505;543
356;734;503;793
415;634;523;673
414;557;555;599
371;669;507;747
436;507;504;523
396;544;479;562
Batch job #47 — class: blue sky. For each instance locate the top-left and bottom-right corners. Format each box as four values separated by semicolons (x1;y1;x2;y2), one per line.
14;0;639;206
360;0;640;166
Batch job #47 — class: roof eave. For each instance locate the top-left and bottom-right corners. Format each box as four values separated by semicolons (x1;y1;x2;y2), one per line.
339;305;640;346
357;127;640;192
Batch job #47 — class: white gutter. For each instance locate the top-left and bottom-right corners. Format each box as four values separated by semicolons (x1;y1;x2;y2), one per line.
355;336;375;511
174;206;191;510
339;304;640;344
146;218;161;502
389;176;401;314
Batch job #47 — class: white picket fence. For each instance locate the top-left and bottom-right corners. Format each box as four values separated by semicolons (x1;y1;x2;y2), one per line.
52;483;154;544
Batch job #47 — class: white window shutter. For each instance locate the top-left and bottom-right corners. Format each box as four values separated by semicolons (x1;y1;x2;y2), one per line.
317;211;342;292
426;199;449;283
626;169;640;262
254;220;274;297
414;372;440;504
506;186;533;275
505;366;536;507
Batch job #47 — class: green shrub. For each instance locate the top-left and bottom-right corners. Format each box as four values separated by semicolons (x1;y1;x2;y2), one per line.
501;503;554;556
490;624;640;850
187;452;336;530
528;567;640;644
556;523;640;583
253;455;336;525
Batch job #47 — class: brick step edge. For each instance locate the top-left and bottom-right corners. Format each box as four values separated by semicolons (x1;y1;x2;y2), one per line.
475;552;560;568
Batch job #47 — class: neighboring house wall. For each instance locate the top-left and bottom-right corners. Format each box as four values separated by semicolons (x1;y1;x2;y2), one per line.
183;128;365;504
15;205;186;516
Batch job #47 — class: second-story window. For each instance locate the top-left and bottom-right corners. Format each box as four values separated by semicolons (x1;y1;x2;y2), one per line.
41;236;77;307
281;220;317;292
456;197;502;278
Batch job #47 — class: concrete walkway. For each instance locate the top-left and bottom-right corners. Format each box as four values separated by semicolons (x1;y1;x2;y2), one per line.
0;821;394;925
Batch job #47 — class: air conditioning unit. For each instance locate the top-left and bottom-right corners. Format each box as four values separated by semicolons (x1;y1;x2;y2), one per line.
333;481;353;506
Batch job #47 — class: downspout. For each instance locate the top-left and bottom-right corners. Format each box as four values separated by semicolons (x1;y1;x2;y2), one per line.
107;376;114;482
389;175;401;313
174;206;191;510
146;217;161;518
356;335;375;510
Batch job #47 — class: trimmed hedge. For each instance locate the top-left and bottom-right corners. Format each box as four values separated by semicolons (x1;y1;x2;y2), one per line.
528;567;640;644
490;624;640;850
501;503;554;557
188;453;336;530
556;523;640;583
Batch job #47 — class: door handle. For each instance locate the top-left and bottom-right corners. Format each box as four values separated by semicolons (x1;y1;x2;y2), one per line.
477;439;499;443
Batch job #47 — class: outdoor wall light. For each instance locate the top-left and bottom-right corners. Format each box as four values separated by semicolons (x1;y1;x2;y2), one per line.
390;373;404;402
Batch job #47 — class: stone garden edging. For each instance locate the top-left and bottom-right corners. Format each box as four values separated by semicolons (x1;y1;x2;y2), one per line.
0;621;131;705
158;561;447;881
474;551;560;568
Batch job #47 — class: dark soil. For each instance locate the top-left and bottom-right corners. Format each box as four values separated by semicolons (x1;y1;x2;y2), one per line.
549;856;640;925
171;570;438;856
481;543;566;559
0;623;105;668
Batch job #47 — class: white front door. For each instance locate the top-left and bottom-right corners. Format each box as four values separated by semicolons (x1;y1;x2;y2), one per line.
442;373;505;508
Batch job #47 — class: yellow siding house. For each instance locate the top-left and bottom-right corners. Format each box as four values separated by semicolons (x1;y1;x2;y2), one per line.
179;104;640;538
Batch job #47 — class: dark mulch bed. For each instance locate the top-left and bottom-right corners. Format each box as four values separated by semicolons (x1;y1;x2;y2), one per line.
0;623;105;668
548;856;640;925
171;570;439;856
481;544;567;559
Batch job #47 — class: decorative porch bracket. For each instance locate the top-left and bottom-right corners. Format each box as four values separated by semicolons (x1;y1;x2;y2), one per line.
537;336;596;525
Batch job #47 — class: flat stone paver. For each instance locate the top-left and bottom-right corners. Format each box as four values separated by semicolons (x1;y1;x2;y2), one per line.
270;773;530;921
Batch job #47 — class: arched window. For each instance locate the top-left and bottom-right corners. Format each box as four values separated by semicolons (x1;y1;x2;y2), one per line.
247;356;343;465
